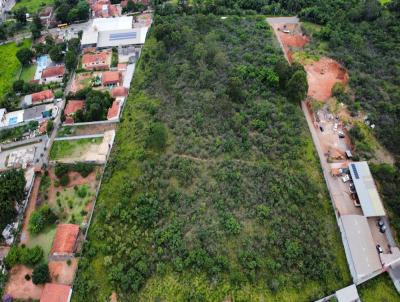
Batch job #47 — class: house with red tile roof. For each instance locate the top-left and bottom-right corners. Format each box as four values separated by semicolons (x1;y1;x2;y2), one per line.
107;100;120;121
40;283;72;302
102;71;121;87
117;63;127;71
64;100;85;124
23;89;55;107
111;86;128;98
82;51;111;70
91;3;120;18
50;224;80;257
41;65;65;84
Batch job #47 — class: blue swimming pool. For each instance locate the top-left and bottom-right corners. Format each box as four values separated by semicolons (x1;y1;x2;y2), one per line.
8;117;17;125
34;55;49;80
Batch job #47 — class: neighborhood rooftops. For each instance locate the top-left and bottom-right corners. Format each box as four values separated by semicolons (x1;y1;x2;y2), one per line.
341;215;382;281
51;224;80;255
82;51;109;66
40;283;72;302
102;71;120;85
349;161;385;217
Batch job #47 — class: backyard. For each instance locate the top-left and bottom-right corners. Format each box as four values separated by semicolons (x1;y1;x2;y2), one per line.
20;64;37;82
0;39;32;99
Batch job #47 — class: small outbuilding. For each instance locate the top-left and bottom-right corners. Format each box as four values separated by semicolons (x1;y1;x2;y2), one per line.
40;283;72;302
50;224;80;257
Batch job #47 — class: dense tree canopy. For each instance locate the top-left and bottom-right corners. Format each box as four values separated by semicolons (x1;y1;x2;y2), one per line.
0;169;26;230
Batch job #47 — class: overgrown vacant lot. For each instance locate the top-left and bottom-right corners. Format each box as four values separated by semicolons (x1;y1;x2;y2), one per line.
12;0;53;14
0;39;31;99
73;15;350;301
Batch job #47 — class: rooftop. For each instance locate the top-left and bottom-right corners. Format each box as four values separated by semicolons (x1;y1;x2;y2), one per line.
111;86;128;98
349;161;385;217
341;215;382;281
97;27;148;48
51;224;80;255
107;100;120;120
31;89;54;104
64;100;85;116
42;65;65;79
102;71;120;85
40;283;71;302
82;51;109;65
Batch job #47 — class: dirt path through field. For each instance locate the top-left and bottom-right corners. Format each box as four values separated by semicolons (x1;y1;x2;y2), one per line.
20;175;41;245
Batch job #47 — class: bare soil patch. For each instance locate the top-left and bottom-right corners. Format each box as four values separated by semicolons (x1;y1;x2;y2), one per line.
305;57;349;101
5;265;43;300
49;259;78;285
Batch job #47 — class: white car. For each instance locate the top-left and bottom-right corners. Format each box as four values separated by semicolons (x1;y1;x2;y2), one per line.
342;174;350;183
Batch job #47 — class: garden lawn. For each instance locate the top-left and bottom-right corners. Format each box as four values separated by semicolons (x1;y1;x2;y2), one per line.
25;225;56;258
0;39;31;99
50;138;102;160
12;0;53;14
52;185;95;225
359;273;399;302
20;64;37;82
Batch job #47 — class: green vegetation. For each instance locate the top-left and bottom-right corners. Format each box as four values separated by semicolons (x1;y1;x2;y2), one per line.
32;263;50;285
0;169;26;230
73;15;350;301
20;64;37;82
53;184;94;224
28;204;58;235
0;121;39;143
0;39;31;99
4;245;43;268
26;226;57;257
359;273;399;302
50;137;103;160
12;0;53;14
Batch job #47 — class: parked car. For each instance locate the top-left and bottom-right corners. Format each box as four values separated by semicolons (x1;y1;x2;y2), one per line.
338;131;345;138
342;174;350;182
378;219;386;233
349;182;356;193
380;224;387;233
376;244;383;254
320;126;324;132
339;167;349;174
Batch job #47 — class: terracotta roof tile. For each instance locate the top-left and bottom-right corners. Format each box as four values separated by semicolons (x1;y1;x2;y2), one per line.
111;86;128;98
51;224;79;255
41;66;65;79
107;100;120;120
102;71;120;85
82;52;108;65
64;100;85;116
40;283;71;302
31;89;54;104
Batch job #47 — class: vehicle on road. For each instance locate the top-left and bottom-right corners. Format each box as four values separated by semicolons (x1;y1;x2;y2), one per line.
338;131;345;138
339;167;349;174
342;174;350;183
378;220;387;233
320;126;324;132
376;244;383;254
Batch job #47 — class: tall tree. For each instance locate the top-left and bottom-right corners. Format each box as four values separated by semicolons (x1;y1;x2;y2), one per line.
16;48;34;66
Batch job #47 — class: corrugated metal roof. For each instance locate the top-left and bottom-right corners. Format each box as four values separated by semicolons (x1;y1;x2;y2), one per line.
341;215;382;280
349;161;385;217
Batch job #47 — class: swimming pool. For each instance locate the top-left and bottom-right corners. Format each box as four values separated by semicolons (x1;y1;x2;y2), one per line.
34;55;50;80
8;116;17;125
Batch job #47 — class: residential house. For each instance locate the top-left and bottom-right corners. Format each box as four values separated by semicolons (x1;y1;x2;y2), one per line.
64;100;85;124
111;86;128;98
107;99;121;121
50;224;80;258
82;51;111;70
102;71;121;87
23;89;54;107
41;65;65;84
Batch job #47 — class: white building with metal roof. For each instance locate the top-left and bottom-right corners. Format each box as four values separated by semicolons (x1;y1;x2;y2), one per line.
349;161;385;217
81;16;149;49
341;215;382;282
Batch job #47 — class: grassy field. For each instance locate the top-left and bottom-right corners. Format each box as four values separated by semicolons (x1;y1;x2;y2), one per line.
52;185;95;225
0;39;31;99
359;273;399;302
26;225;56;257
20;64;36;82
72;15;351;301
12;0;53;14
50;138;102;160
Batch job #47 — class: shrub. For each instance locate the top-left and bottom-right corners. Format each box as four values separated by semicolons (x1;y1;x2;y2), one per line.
55;164;69;178
146;122;168;151
60;174;70;186
32;263;50;285
25;273;31;280
28;205;57;235
4;246;43;268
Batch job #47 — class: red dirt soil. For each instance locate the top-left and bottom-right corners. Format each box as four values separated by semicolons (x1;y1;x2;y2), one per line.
20;175;41;245
49;259;78;285
5;265;43;300
277;31;309;62
305;57;349;101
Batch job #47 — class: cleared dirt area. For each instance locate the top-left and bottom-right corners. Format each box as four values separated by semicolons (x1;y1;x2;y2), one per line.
58;123;116;137
49;259;78;285
5;265;43;300
305;57;349;101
